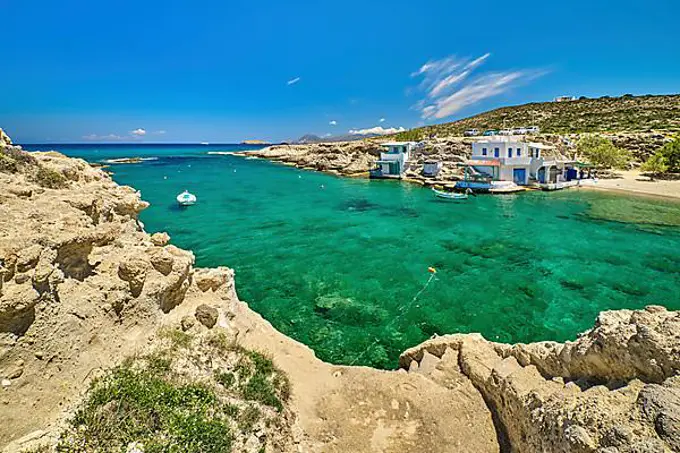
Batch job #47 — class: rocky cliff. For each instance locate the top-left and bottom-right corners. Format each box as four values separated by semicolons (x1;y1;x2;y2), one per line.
1;137;678;452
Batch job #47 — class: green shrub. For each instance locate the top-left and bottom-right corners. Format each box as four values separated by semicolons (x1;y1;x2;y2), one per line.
640;153;668;179
659;137;680;172
58;337;292;453
577;136;632;169
58;365;233;453
34;166;67;189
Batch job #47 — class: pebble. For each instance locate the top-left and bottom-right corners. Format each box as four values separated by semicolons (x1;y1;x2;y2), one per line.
1;379;11;388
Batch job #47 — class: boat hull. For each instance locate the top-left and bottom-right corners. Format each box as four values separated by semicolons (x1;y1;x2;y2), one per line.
432;189;468;200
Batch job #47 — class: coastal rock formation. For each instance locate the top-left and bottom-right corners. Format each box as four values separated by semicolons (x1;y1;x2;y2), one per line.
1;136;678;452
400;306;680;452
0;129;11;146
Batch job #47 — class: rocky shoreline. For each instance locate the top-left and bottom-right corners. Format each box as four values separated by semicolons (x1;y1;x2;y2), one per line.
1;136;679;452
244;132;680;198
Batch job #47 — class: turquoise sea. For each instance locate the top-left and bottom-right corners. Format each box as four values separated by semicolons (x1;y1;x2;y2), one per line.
23;144;680;368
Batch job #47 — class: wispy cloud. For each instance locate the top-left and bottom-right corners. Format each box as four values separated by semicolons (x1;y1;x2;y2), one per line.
154;130;167;135
131;128;146;136
379;118;386;123
82;133;124;141
329;120;337;126
412;53;547;120
287;77;301;86
349;126;406;136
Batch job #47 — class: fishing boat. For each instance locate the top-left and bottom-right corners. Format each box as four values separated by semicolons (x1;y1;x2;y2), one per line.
176;190;197;206
432;188;468;200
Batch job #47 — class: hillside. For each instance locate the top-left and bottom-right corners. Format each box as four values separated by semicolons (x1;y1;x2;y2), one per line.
393;94;680;139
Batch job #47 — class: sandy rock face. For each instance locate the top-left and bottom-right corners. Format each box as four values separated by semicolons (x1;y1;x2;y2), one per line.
400;306;680;453
0;129;11;146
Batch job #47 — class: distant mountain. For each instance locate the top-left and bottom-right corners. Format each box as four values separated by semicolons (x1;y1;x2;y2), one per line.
387;94;680;141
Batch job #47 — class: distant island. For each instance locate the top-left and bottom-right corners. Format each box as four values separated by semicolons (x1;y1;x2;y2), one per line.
241;139;272;145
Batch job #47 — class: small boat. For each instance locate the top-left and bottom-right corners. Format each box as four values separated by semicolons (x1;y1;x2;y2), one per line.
176;190;197;206
432;188;468;200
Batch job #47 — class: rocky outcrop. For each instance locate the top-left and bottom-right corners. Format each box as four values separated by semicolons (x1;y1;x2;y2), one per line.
0;129;11;146
1;137;678;452
400;306;680;453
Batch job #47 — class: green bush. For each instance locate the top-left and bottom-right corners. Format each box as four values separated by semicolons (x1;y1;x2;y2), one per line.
34;166;68;189
577;136;632;169
58;365;233;453
58;332;292;453
659;137;680;172
640;153;668;179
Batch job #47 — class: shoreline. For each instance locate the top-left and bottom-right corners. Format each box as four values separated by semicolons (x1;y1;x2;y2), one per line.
581;170;680;201
242;145;680;201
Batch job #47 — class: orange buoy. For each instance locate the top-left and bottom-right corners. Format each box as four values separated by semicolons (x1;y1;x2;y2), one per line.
428;267;437;274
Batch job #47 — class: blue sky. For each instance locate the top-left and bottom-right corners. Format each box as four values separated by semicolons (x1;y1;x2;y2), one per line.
1;0;678;143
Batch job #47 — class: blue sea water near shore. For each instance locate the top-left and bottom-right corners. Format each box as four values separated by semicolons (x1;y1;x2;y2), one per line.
23;144;680;368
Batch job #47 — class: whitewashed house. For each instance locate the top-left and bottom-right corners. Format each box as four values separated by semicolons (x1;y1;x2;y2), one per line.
370;142;416;179
467;137;553;185
456;136;592;191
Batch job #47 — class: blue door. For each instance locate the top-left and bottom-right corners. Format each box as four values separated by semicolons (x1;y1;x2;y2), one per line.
537;168;546;183
513;168;527;185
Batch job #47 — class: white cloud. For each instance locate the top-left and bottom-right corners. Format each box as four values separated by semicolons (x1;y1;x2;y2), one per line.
154;130;167;135
323;133;333;137
131;128;146;136
379;118;386;123
412;53;546;120
348;126;406;136
329;120;337;126
287;77;301;86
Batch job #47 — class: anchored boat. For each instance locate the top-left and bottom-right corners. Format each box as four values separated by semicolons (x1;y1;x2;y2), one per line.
432;188;468;200
176;190;197;206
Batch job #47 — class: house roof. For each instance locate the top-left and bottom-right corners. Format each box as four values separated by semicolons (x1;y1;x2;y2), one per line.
380;142;416;147
526;142;555;149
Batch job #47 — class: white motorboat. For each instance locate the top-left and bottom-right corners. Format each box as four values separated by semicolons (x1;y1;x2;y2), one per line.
176;190;197;206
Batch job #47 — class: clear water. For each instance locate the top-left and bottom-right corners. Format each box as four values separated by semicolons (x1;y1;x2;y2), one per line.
24;144;680;368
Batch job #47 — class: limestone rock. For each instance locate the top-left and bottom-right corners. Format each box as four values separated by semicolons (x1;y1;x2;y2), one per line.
150;232;170;247
195;304;218;328
0;129;11;146
180;315;195;331
194;267;231;292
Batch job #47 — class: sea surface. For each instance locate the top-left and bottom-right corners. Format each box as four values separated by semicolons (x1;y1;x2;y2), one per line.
23;144;680;368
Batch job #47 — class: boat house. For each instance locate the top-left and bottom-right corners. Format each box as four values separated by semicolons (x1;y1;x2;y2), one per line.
370;142;416;179
457;137;592;191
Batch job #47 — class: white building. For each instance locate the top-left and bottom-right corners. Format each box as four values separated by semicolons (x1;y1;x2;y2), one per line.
469;137;553;185
370;142;416;178
554;95;577;102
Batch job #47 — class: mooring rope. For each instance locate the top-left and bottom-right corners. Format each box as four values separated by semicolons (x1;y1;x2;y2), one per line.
348;268;438;366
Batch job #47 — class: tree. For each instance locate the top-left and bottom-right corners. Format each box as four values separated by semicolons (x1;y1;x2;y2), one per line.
659;137;680;172
577;136;632;170
640;153;668;180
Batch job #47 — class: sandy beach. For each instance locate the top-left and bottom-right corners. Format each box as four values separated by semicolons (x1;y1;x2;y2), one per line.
586;170;680;200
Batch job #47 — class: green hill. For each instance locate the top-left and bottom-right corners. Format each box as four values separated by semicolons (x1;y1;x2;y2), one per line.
392;94;680;140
